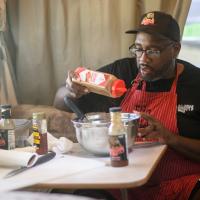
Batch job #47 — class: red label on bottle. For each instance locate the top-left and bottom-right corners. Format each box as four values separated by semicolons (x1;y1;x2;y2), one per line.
109;134;128;162
75;68;111;86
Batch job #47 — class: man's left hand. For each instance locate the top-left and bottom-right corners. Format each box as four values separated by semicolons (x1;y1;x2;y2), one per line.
137;112;175;144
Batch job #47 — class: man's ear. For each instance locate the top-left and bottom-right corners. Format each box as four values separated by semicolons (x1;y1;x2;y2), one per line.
173;42;181;58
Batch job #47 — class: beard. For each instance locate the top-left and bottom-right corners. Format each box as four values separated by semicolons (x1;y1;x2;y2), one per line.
137;59;175;82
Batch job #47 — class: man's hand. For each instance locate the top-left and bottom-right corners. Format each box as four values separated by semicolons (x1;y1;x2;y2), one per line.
137;112;175;144
65;70;89;99
53;70;90;111
135;112;200;161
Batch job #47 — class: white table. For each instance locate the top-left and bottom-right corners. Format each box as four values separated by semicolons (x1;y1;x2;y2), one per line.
0;143;166;199
34;143;167;199
0;191;97;200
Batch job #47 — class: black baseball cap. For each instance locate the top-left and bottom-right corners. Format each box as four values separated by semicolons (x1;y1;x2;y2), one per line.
126;11;180;42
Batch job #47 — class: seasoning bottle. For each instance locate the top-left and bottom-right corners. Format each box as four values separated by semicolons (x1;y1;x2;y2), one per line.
72;67;127;98
32;112;48;155
108;107;128;167
0;104;15;150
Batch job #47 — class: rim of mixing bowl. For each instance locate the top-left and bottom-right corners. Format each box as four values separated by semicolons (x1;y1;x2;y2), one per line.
72;112;140;124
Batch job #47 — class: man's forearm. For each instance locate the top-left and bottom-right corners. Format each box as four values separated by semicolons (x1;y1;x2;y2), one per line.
53;86;72;112
168;135;200;162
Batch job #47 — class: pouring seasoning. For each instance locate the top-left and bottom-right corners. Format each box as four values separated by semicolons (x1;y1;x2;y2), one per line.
72;67;127;98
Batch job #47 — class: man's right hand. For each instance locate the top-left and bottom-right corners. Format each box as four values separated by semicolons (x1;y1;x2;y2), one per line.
53;70;89;111
65;70;89;99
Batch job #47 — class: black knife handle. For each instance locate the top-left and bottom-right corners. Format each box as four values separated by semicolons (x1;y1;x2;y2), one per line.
33;151;56;166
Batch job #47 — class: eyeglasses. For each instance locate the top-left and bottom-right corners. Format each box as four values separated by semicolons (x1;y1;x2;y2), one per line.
129;43;174;58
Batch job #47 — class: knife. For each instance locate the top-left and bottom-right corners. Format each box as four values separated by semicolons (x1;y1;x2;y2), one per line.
4;151;56;179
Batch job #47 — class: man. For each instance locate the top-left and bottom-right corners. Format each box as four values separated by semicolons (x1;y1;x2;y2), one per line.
54;11;200;200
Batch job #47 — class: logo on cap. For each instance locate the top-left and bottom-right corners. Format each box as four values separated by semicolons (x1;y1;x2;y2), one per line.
141;12;155;25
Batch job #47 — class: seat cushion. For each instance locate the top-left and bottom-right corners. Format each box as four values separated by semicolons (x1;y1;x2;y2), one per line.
12;104;77;142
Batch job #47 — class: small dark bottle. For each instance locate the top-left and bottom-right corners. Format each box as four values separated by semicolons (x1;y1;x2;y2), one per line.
0;104;15;150
32;112;48;155
108;107;128;167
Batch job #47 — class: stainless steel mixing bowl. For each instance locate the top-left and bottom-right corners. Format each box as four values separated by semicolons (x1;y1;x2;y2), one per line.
72;112;139;156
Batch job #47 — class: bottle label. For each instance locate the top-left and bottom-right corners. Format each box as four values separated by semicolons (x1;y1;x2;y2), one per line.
32;119;48;155
0;130;15;150
75;68;110;86
109;134;128;162
33;122;41;148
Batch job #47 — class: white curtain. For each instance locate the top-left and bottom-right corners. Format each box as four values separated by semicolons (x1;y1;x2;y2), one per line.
143;0;192;37
7;0;143;105
6;0;191;105
0;0;18;105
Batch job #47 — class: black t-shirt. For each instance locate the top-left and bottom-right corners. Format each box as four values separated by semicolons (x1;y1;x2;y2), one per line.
76;57;200;139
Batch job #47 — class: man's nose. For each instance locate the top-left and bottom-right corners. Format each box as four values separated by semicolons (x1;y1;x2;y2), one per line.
139;51;149;62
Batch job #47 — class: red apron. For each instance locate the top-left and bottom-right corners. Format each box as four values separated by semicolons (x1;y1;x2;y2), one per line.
110;64;200;200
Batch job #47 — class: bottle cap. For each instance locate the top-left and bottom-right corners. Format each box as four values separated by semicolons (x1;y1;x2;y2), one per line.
0;104;12;119
0;104;11;109
32;112;46;120
111;80;127;98
109;107;122;113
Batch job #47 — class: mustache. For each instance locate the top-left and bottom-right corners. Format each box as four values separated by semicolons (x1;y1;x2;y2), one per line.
138;63;153;70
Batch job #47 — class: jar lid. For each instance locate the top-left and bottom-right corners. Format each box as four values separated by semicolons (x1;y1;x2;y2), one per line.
109;107;121;112
0;104;11;109
32;112;46;119
0;105;12;118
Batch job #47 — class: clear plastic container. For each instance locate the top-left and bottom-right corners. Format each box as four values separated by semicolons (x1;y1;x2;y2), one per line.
14;119;31;148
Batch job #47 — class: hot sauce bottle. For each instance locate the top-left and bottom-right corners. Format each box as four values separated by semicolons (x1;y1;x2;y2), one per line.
72;67;127;98
108;107;128;167
32;112;48;155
